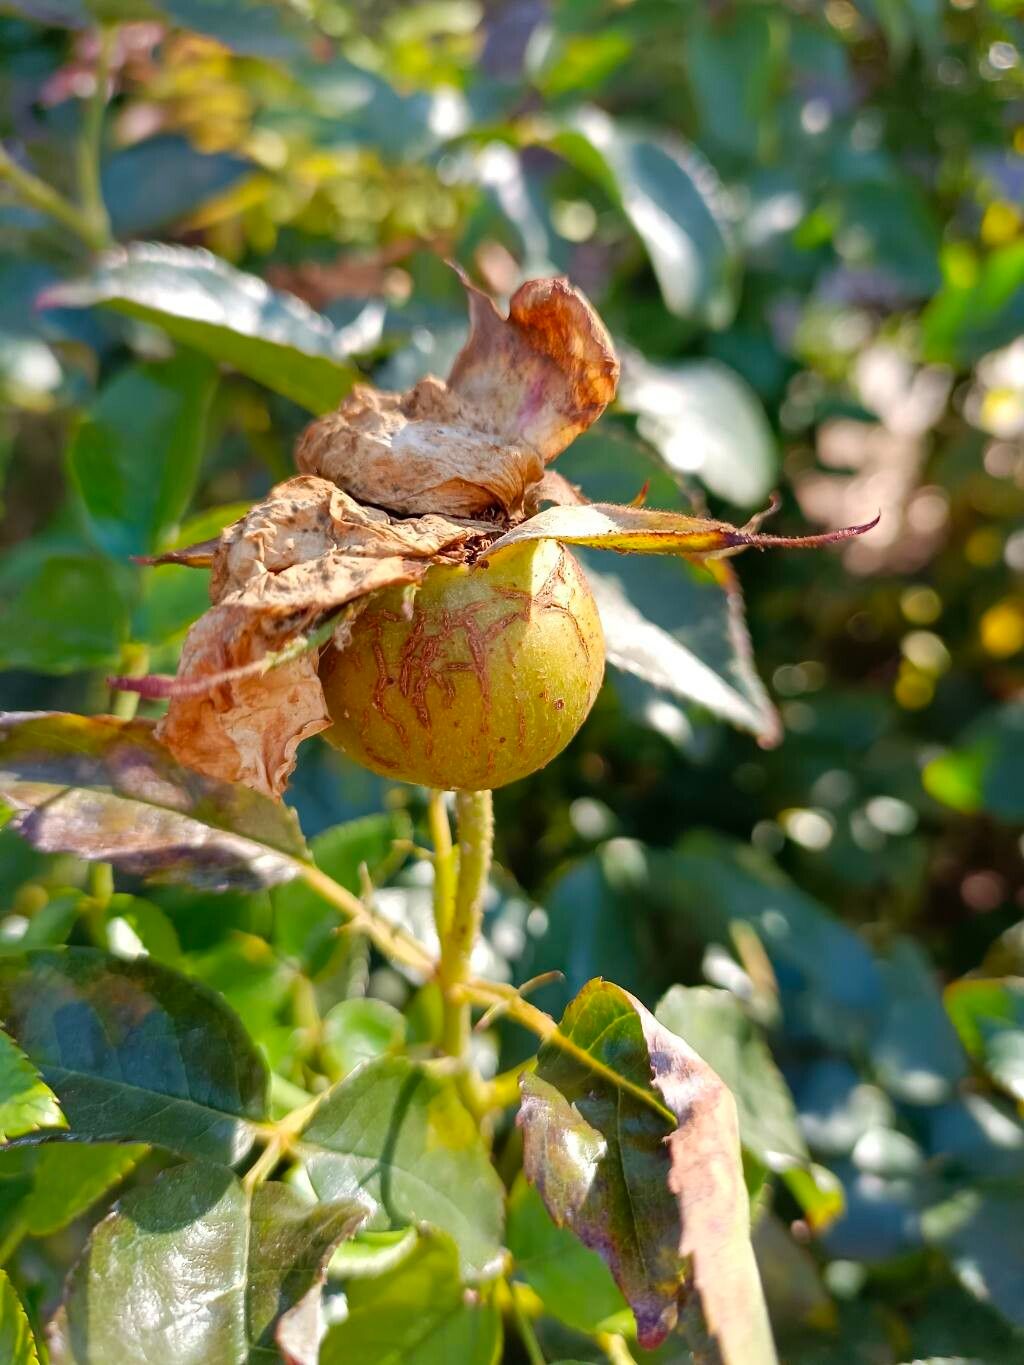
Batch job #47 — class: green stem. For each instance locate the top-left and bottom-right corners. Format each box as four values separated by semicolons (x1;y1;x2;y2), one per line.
597;1333;638;1365
111;643;150;720
76;24;115;249
440;790;493;1061
427;789;456;942
0;143;107;250
507;1281;546;1365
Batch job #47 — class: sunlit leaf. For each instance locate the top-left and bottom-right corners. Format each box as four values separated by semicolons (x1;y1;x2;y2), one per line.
0;1030;65;1142
320;999;406;1081
299;1056;505;1280
321;1230;502;1365
519;979;776;1359
49;1163;367;1365
0;713;309;892
618;351;778;507
945;978;1024;1103
506;1174;632;1336
549;108;740;328
68;353;216;561
0;1271;38;1365
40;244;374;414
0;948;268;1161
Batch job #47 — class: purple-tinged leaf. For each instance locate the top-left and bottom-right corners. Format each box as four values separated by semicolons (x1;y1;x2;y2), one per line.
0;712;309;892
519;979;777;1361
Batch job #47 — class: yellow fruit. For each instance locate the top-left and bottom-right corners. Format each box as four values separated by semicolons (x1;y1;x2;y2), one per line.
320;537;604;790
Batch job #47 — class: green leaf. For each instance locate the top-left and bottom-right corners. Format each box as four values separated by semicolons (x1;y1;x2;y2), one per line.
0;1270;38;1365
41;244;370;414
320;999;406;1081
923;703;1024;824
550;108;739;328
0;1030;65;1142
923;1186;1024;1329
519;979;777;1360
272;811;411;968
0;1143;145;1239
0;948;268;1161
618;352;778;507
871;939;969;1105
299;1056;505;1280
68;353;216;561
135;501;251;647
0;552;128;674
554;433;779;742
506;1174;632;1335
945;978;1024;1103
652;985;839;1226
50;1163;366;1365
321;1230;502;1365
921;241;1024;365
0;713;309;892
101;894;181;965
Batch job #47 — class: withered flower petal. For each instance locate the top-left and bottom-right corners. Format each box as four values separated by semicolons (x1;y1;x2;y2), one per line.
295;271;619;519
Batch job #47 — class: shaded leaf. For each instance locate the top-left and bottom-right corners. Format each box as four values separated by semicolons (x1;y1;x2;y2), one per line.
618;352;777;507
923;1185;1024;1329
655;987;806;1168
102;136;252;237
0;1270;38;1365
0;1030;65;1142
101;894;181;965
0;948;268;1162
870;939;969;1105
945;978;1024;1103
923;702;1024;824
50;1163;366;1364
299;1056;505;1280
40;244;370;414
518;979;776;1359
506;1174;632;1336
0;552;128;675
0;713;309;892
0;1143;145;1238
320;1230;502;1365
68;353;217;561
550;108;739;328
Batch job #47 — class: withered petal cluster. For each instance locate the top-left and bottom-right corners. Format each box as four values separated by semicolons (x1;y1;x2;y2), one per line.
121;268;876;798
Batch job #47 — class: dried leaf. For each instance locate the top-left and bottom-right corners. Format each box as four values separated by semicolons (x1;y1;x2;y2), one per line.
296;272;618;518
155;476;484;795
0;712;309;891
519;979;777;1361
485;501;879;561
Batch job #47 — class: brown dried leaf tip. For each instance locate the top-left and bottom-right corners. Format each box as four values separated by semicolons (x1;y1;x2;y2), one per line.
115;268;875;797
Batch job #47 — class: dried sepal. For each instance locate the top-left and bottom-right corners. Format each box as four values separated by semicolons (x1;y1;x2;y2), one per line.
295;271;618;519
152;476;492;796
483;501;880;562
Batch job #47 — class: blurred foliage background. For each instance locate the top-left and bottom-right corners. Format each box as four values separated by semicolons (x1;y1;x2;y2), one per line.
1;0;1024;1361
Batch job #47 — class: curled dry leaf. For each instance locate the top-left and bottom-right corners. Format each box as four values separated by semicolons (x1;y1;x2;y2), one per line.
115;270;876;797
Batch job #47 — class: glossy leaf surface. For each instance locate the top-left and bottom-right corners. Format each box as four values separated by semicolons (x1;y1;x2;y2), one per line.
519;979;776;1359
0;948;268;1161
0;713;309;892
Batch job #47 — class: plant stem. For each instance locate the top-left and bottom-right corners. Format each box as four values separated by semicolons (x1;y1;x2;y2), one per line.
439;789;493;1061
506;1280;546;1365
298;862;434;977
76;25;115;249
0;143;107;250
427;790;457;943
242;1137;283;1192
597;1333;638;1365
110;643;150;720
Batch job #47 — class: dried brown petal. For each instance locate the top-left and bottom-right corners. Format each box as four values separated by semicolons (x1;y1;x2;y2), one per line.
295;272;619;519
154;476;487;795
